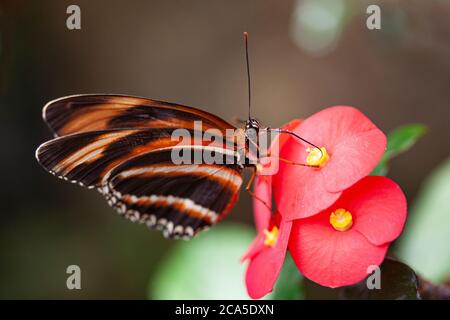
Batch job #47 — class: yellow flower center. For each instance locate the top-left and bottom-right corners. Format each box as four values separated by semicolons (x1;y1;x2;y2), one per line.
306;147;329;167
263;226;279;247
329;208;353;232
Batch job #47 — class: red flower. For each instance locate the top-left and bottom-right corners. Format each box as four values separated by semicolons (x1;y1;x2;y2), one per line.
243;109;406;297
242;203;291;299
289;176;407;288
273;106;387;220
242;119;300;299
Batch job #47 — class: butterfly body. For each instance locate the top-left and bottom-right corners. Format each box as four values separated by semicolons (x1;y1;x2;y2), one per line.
36;94;264;239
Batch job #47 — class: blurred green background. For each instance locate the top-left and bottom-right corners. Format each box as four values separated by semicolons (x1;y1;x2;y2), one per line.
1;0;449;299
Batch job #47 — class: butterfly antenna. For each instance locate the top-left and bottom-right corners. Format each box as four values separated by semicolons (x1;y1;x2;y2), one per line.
244;32;252;121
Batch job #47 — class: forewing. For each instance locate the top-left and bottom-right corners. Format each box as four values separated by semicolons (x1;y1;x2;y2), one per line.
36;128;181;188
43;94;235;136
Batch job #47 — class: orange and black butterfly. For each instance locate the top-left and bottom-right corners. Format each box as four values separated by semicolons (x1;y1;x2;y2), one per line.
35;34;318;239
36;92;266;239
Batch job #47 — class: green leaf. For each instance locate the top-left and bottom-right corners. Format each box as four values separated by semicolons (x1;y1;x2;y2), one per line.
396;157;450;283
370;162;389;176
340;257;420;300
271;253;303;300
371;124;427;176
149;223;255;300
383;124;427;159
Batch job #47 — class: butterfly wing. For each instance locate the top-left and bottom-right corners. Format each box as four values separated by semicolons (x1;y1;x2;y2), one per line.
36;131;244;238
36;127;193;188
104;147;243;238
36;95;246;238
43;94;234;136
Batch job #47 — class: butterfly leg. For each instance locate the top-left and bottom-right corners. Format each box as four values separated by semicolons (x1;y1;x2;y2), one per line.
258;154;318;168
245;166;272;212
246;136;318;168
277;156;318;167
245;166;257;191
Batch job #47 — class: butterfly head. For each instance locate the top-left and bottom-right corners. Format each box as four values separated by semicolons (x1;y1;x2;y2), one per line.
245;117;260;133
244;117;261;155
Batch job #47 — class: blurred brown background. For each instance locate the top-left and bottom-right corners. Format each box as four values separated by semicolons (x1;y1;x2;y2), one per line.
0;0;449;299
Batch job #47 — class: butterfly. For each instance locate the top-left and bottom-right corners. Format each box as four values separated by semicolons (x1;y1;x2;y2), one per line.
35;33;319;239
36;92;262;238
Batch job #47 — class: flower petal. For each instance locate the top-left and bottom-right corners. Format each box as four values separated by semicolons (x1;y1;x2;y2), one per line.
289;214;388;288
335;176;408;246
253;175;272;232
274;160;341;219
264;119;330;220
241;233;265;262
321;128;386;192
245;219;292;299
289;106;386;192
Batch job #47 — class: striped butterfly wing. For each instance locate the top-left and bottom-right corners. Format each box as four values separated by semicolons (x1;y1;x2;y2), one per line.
43;94;234;137
37;127;198;188
36;94;245;238
104;147;243;238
